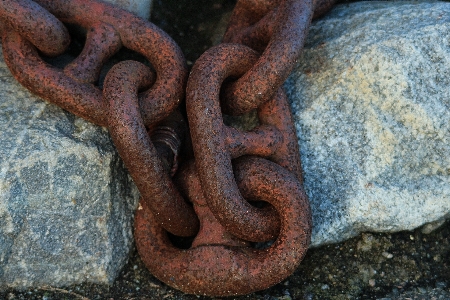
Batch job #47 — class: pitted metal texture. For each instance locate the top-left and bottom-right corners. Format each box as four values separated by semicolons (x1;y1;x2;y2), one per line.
0;0;337;296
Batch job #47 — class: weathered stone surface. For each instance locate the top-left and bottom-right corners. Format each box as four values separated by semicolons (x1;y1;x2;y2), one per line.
104;0;152;19
0;50;139;288
284;1;450;247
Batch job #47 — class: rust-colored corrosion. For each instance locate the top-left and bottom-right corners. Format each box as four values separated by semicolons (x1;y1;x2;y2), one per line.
221;0;314;115
221;0;336;115
135;157;311;297
0;0;196;236
0;0;338;296
1;31;107;125
186;43;304;242
1;0;187;127
149;111;188;177
104;60;198;237
0;0;70;57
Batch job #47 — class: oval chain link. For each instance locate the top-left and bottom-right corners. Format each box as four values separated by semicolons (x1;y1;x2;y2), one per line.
186;43;305;241
0;0;198;236
0;0;337;296
1;0;187;128
0;0;70;56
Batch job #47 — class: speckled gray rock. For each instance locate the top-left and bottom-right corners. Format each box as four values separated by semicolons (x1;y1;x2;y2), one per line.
0;50;140;288
104;0;152;19
284;1;450;247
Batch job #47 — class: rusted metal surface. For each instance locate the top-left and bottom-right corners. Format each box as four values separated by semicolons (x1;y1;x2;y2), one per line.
0;0;69;57
221;0;313;115
104;60;199;237
187;44;279;242
135;157;311;297
1;0;187;127
0;0;194;236
1;31;107;125
221;0;336;115
149;110;188;177
0;0;337;296
186;43;306;242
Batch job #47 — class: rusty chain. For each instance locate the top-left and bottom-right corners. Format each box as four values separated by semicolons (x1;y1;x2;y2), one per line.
0;0;336;296
0;0;199;238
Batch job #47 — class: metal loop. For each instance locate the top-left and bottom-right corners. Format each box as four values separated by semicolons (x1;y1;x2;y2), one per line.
187;43;303;241
257;88;304;182
34;0;188;127
0;0;337;295
1;31;107;125
223;89;303;182
135;157;311;296
104;60;199;237
221;0;314;115
63;21;122;84
0;0;70;57
222;1;279;53
1;0;193;236
1;0;187;128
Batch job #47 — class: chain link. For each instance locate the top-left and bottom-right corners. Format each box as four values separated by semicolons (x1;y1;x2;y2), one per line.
222;0;314;114
0;0;336;296
1;0;187;127
0;0;69;56
0;0;196;236
104;60;199;237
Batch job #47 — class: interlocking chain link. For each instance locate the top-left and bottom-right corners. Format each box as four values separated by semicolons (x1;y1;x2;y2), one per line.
186;44;303;242
222;0;314;114
1;0;187;128
0;0;198;237
0;0;337;296
135;156;311;296
0;0;69;56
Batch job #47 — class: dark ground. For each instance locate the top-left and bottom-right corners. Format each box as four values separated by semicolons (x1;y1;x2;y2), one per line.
2;0;449;299
3;220;449;299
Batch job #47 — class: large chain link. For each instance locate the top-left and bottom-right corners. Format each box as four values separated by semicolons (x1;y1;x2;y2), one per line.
0;0;198;237
186;44;303;242
1;0;187;128
0;0;336;296
0;0;69;56
222;0;313;114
